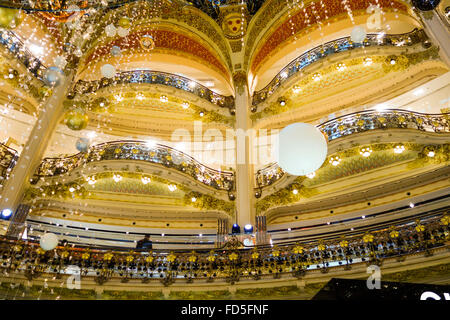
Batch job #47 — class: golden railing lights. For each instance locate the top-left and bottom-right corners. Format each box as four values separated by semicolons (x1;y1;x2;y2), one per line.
440;215;449;226
112;174;122;183
160;95;168;103
363;57;373;66
360;147;373;157
363;233;374;243
292;85;301;93
312;73;321;81
141;176;151;185
336;63;346;71
168;184;177;192
306;171;316;179
394;145;405;154
329;156;341;166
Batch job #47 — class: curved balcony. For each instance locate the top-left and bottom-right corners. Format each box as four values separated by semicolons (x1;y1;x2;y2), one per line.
34;140;235;192
252;29;429;106
0;143;18;182
71;70;235;110
256;109;449;188
0;29;46;81
0;213;447;286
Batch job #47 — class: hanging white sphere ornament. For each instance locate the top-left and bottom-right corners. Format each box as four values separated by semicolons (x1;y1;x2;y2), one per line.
40;233;59;251
278;123;328;176
43;66;64;86
76;137;90;152
117;26;129;37
105;24;117;37
101;64;116;78
110;45;121;57
350;26;366;43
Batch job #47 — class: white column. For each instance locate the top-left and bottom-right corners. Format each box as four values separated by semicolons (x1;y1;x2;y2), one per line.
234;76;255;228
0;74;73;215
420;10;450;67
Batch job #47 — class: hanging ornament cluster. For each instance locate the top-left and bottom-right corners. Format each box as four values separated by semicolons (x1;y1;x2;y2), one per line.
64;108;89;131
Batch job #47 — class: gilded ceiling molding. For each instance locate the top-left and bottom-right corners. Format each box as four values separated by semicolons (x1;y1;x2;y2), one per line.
83;28;230;79
248;0;409;74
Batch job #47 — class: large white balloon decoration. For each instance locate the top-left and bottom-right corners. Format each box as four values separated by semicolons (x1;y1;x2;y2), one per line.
101;64;116;78
278;123;328;176
350;26;366;43
40;233;59;251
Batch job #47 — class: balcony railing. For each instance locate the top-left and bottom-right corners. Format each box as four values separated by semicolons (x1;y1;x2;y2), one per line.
255;109;449;188
0;29;47;81
0;214;447;285
35;140;235;191
252;29;429;106
71;70;235;110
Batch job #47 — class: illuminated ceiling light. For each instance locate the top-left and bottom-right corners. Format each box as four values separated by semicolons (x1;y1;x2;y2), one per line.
113;174;122;183
427;151;435;157
28;43;44;56
86;177;96;185
1;209;12;218
168;184;177;192
199;234;202;237
191;197;197;202
136;93;145;100
199;111;204;117
412;88;425;96
363;57;373;66
336;63;346;71
306;171;316;179
329;156;341;166
69;187;75;192
141;176;151;185
409;202;415;208
188;81;196;89
182;102;189;109
360;147;372;157
293;85;302;93
280;71;288;79
86;131;97;139
362;215;366;219
145;140;156;149
390;58;396;65
114;94;123;102
292;189;298;195
160;95;168;103
394;145;405;154
279;99;286;106
312;73;321;81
